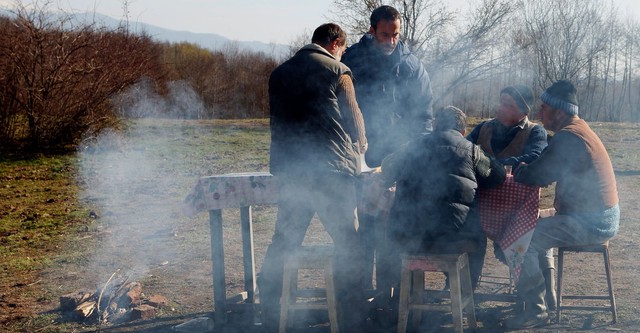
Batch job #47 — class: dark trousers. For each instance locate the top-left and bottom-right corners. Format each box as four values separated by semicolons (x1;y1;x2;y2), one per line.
258;173;367;331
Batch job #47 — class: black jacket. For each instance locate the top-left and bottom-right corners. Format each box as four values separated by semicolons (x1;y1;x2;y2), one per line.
382;130;505;253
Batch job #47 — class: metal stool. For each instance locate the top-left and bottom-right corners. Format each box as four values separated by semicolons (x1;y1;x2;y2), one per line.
556;241;617;323
279;245;339;333
397;252;477;333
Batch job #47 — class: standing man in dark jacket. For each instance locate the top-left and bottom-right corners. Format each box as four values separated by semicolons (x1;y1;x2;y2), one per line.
380;106;505;293
259;23;368;333
342;5;433;167
341;4;434;295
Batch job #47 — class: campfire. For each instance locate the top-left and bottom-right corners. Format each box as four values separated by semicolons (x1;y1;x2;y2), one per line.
59;271;168;324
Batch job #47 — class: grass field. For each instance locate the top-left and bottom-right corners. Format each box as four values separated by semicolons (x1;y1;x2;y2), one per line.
1;118;639;332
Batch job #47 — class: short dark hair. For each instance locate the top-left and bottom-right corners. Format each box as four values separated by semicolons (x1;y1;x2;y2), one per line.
370;5;401;29
434;106;466;133
311;23;346;47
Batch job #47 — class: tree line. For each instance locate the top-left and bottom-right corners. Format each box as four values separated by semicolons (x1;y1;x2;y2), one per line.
1;0;639;152
0;2;277;152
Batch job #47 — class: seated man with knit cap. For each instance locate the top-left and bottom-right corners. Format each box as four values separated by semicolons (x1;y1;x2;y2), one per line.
505;80;620;329
466;85;552;304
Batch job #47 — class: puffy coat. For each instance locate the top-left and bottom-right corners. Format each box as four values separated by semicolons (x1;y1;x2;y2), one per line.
382;129;505;253
342;34;434;167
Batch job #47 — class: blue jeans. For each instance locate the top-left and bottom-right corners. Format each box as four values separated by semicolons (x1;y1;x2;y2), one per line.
517;205;620;313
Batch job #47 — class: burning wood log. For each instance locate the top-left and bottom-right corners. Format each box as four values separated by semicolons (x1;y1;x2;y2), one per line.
59;273;169;325
60;290;94;311
75;300;97;318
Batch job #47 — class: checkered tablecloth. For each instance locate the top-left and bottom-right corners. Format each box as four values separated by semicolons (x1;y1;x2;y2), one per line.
478;175;540;282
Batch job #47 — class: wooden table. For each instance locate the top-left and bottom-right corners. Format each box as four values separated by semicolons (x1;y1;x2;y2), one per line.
183;172;278;324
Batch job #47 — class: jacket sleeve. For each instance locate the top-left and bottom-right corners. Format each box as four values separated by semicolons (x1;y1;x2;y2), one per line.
337;74;367;153
500;124;548;166
473;144;506;189
466;122;484;144
402;59;434;134
513;131;580;187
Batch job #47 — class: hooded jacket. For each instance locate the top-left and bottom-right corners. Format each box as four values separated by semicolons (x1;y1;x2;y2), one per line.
342;34;434;167
269;43;360;177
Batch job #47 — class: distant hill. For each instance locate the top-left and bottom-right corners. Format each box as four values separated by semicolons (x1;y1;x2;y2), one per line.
0;8;289;59
71;12;290;59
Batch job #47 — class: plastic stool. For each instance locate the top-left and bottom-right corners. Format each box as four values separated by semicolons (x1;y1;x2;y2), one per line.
397;252;477;333
279;245;338;333
556;241;617;323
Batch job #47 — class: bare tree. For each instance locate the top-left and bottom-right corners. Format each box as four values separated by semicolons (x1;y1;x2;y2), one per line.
0;1;164;150
519;0;612;84
426;0;515;106
328;0;382;44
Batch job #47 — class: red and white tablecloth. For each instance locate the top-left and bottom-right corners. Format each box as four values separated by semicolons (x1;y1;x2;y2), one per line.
478;175;540;282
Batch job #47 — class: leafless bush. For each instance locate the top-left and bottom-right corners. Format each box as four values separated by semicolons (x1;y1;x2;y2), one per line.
0;2;164;151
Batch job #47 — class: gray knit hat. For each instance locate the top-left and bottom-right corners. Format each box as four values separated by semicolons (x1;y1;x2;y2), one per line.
540;80;579;115
501;85;534;114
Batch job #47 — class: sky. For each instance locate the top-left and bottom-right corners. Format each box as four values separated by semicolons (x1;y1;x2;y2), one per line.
1;0;640;45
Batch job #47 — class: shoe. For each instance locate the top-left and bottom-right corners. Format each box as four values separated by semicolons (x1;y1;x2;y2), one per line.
503;311;549;329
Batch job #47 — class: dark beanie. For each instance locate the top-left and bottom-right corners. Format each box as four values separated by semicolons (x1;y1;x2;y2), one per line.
540;80;579;115
501;85;534;114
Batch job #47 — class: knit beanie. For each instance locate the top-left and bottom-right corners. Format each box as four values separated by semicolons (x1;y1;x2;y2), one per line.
540;80;579;115
501;85;534;114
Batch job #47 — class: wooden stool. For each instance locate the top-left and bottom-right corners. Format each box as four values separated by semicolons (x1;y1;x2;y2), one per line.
556;241;617;323
397;253;477;333
279;245;339;333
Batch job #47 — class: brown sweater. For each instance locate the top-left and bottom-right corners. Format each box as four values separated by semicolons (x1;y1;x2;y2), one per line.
337;74;367;153
514;117;618;214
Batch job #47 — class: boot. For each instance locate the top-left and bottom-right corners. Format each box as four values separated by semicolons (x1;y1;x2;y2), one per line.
504;285;549;329
543;267;557;311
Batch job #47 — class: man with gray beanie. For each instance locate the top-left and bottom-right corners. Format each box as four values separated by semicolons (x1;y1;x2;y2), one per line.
467;84;552;304
506;80;620;329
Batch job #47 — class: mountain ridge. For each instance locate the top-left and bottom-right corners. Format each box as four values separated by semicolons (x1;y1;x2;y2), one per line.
0;8;289;59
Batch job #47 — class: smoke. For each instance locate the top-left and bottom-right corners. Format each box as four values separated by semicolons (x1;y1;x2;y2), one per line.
77;80;205;283
111;78;206;119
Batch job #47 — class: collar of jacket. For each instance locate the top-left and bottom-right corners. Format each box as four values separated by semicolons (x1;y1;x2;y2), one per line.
490;116;529;131
357;33;408;62
297;43;337;60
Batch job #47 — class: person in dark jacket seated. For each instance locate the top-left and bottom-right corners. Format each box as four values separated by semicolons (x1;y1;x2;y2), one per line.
379;106;506;296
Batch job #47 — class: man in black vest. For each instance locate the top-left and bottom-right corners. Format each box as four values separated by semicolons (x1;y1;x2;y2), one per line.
260;23;368;333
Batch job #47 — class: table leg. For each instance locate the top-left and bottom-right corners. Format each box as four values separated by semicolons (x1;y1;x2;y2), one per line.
240;206;257;302
209;209;226;324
